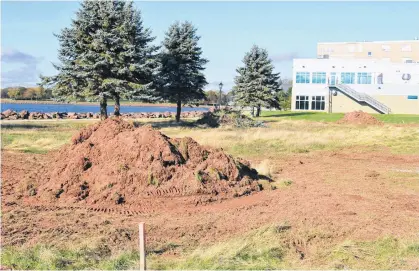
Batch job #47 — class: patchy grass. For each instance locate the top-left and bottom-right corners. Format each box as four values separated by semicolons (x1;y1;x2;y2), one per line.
1;244;140;270
147;225;419;270
162;120;419;157
323;237;419;269
2;118;418;156
259;111;419;124
3;228;418;270
260;111;344;122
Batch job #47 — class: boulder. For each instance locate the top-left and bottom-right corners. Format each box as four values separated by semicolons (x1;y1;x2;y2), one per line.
18;110;30;119
2;109;16;118
68;112;79;119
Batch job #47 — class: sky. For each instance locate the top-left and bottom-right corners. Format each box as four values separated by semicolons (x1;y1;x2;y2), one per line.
1;1;419;91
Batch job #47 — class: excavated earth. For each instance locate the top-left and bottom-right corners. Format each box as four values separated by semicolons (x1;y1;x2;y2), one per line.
337;110;383;125
26;118;260;208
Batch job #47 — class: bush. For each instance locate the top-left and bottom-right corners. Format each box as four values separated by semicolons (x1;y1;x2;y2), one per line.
196;108;266;128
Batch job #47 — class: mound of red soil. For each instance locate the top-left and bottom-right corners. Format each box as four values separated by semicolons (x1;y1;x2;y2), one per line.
337;111;383;125
34;118;260;205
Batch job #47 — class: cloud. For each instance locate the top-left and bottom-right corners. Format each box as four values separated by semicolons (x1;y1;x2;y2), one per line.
271;52;299;63
1;48;42;87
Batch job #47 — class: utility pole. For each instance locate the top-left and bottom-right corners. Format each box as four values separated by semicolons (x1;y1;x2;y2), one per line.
218;82;223;109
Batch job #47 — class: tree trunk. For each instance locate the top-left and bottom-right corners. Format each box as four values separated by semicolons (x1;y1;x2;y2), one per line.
100;96;108;120
114;95;121;117
175;99;182;122
250;106;255;117
256;105;261;117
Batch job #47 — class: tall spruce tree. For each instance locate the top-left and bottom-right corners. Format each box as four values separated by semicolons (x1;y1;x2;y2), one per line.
157;21;208;122
233;45;282;117
40;1;158;120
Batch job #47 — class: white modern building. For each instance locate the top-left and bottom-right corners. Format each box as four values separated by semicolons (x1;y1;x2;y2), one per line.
291;58;419;114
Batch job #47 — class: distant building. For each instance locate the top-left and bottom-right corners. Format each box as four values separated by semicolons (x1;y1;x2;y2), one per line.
291;40;419;114
317;40;419;63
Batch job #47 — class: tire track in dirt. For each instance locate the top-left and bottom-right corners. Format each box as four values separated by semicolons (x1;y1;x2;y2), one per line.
24;203;151;215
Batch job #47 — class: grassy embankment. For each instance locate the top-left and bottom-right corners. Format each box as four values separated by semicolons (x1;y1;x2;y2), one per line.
1;112;419;269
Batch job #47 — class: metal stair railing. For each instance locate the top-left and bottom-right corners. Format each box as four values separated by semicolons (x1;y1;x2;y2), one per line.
331;83;391;114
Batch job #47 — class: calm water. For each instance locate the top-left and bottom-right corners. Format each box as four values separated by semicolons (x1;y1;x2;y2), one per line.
1;103;208;113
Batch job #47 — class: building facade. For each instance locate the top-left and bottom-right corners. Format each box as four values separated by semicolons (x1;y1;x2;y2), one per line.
291;58;419;114
317;40;419;63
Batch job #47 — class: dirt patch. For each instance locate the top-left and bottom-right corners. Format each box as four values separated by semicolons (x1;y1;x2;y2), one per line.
337;111;383;125
2;148;419;256
30;118;260;206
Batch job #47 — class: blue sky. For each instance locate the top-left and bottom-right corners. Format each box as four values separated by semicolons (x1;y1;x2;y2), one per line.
1;1;419;91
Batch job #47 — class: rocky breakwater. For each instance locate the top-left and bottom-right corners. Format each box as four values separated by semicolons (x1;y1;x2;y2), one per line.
0;109;206;120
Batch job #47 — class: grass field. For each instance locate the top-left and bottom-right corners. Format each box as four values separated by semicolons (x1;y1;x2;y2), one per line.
1;114;419;270
2;116;418;156
259;111;419;123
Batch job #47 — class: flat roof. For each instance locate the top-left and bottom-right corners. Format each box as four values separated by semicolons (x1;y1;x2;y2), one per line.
318;40;419;44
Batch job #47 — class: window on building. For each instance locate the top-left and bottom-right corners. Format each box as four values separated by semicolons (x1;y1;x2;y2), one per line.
312;72;326;84
341;72;355;84
296;72;310;83
296;95;309;110
357;72;372;84
311;96;325;110
368;52;372;56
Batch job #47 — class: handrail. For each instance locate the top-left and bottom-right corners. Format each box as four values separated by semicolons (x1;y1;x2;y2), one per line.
331;84;391;114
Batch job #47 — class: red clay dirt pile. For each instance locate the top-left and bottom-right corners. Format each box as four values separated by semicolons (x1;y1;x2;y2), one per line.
337;111;383;125
32;118;260;205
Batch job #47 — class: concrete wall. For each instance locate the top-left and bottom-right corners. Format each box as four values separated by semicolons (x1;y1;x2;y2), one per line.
317;40;419;63
330;94;419;114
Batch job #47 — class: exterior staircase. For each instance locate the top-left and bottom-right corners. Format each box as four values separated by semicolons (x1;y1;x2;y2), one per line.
329;84;391;114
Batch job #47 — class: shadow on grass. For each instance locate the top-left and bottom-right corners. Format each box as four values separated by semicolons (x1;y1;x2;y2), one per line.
1;123;50;130
133;120;198;129
261;112;318;118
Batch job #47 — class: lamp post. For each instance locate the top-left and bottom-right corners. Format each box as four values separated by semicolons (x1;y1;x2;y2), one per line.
218;82;223;109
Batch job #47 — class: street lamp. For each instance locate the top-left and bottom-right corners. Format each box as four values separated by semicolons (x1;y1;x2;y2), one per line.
218;82;223;109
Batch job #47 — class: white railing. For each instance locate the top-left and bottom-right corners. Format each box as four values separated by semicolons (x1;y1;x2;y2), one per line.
332;84;391;114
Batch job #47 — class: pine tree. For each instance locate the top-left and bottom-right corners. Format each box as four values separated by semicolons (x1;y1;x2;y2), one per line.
233;45;282;117
40;1;158;120
157;21;208;122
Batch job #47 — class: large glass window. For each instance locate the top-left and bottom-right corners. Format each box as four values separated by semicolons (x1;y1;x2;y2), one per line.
311;96;325;110
330;72;336;85
312;72;326;84
296;95;309;110
296;72;310;84
341;72;355;84
357;72;372;84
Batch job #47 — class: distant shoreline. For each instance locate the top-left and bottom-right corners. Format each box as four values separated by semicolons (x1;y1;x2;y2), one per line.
1;99;211;108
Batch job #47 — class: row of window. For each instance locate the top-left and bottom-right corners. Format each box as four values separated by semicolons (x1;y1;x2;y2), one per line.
320;44;412;54
295;96;325;111
296;72;373;84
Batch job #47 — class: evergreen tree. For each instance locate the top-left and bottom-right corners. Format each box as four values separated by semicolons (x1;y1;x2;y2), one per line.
40;1;158;120
233;45;282;117
157;21;208;122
